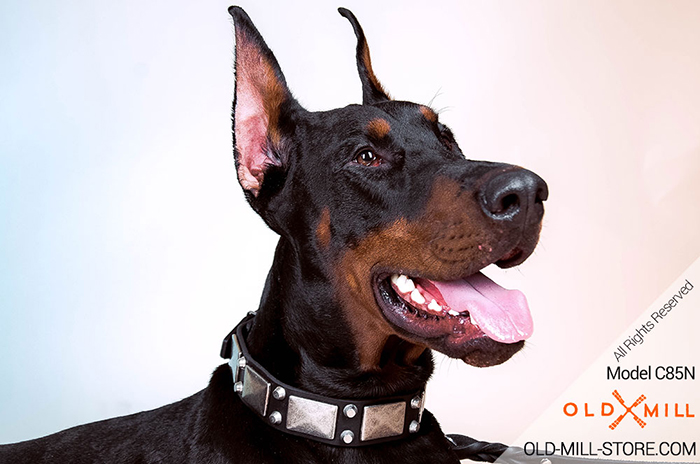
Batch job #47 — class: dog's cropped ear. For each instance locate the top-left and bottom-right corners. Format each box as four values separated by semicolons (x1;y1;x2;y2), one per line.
338;8;390;105
229;6;299;198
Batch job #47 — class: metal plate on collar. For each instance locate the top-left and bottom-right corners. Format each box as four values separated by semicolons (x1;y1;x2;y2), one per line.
415;391;426;422
227;334;242;383
286;395;338;440
361;401;406;442
418;393;425;422
241;365;270;416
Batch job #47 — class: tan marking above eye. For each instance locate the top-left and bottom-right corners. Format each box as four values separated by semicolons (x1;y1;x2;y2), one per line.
366;118;391;139
419;105;438;123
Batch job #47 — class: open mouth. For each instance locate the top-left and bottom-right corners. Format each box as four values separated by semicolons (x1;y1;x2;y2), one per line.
373;256;533;364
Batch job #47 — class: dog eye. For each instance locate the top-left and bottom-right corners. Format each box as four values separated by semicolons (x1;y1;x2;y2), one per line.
354;149;383;167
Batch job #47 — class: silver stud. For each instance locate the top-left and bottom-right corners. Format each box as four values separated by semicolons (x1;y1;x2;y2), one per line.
409;420;420;433
234;381;243;393
269;411;282;425
343;404;358;419
340;430;354;444
541;460;552;464
410;396;422;409
272;386;286;400
238;357;247;369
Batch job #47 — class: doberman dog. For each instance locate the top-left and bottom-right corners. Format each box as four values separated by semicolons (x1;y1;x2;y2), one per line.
0;6;547;464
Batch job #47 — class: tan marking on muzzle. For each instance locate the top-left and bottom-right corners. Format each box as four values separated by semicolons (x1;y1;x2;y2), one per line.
332;179;495;369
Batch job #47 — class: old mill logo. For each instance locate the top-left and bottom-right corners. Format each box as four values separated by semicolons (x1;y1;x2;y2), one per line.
563;391;694;429
609;390;646;430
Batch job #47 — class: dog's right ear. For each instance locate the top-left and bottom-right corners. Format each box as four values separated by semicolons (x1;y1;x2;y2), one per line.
229;6;298;198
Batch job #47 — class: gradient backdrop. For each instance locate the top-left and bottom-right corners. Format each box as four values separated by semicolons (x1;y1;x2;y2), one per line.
1;0;699;448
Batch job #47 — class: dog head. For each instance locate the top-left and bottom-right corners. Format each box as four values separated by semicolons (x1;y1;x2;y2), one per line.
229;7;548;373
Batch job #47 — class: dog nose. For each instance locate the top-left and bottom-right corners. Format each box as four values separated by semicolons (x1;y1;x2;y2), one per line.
480;169;548;223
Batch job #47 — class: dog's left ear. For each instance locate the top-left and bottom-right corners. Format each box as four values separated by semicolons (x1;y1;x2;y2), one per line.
338;8;390;105
229;6;299;198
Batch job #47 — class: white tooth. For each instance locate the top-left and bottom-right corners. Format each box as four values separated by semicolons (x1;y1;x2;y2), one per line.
428;299;441;311
395;275;407;292
391;274;400;284
448;309;460;316
396;275;415;294
410;289;425;305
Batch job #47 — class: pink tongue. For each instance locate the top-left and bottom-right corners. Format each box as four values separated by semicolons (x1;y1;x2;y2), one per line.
432;273;533;343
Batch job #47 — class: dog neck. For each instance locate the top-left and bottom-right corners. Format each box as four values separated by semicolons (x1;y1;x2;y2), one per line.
222;312;427;447
244;238;434;400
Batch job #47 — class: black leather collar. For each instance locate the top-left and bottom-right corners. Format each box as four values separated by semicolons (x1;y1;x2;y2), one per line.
220;312;426;447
